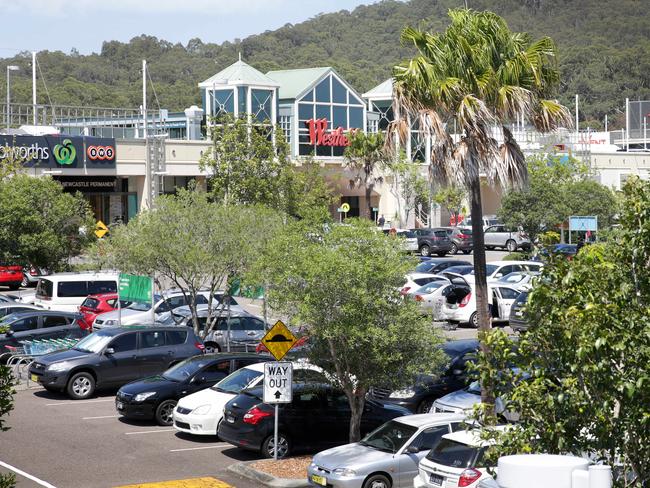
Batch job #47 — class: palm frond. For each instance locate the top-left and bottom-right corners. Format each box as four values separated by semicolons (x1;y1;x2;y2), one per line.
457;95;495;134
496;126;528;189
532;99;573;132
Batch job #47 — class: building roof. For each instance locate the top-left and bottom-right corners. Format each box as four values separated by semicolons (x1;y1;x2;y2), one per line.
265;67;331;100
198;60;280;88
362;78;393;99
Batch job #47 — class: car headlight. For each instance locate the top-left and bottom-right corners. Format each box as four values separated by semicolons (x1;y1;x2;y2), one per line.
47;362;69;372
333;468;357;477
104;320;117;326
133;392;156;402
192;404;211;415
389;388;415;399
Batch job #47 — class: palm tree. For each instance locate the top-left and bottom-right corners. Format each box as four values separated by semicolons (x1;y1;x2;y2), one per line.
391;8;571;415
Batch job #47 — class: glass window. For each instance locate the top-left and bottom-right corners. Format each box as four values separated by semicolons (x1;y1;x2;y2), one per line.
234;358;263;369
425;438;480;468
36;279;53;299
299;144;315;156
332;106;346;128
109;333;137;353
238;86;247;115
331;76;347;104
410;425;450;451
42;315;70;328
58;281;89;298
294;369;326;382
327;390;349;409
298;103;313;121
361;420;418;454
155;301;171;313
165;330;187;345
212;89;234;116
498;287;520;300
316;145;332;157
300;90;313;102
140;331;165;348
203;360;231;374
315;104;330;120
9;316;38;332
243;317;265;331
212;367;263;393
292;390;323;409
315;77;330;103
227;318;243;331
349;107;363;129
81;297;100;310
252;89;273;122
88;280;117;294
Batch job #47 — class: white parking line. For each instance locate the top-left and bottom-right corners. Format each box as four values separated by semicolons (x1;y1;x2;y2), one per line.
82;415;120;420
125;429;176;435
169;444;228;452
0;460;57;487
46;399;114;406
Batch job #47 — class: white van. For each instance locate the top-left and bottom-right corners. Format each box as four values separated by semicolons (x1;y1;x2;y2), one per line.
34;272;119;312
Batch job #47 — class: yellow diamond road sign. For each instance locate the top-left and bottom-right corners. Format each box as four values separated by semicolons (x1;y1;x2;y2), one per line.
261;320;298;361
95;220;109;238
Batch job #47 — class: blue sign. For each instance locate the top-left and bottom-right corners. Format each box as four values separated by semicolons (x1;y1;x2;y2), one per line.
569;216;598;232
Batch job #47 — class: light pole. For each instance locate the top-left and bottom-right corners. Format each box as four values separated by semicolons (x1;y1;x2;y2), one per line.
6;65;19;128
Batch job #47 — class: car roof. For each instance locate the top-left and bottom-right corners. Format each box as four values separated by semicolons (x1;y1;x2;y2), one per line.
186;352;265;363
87;293;118;299
244;358;318;373
38;272;118;282
4;310;78;318
442;426;508;447
394;413;466;428
0;303;38;309
442;339;479;355
408;273;443;280
93;326;189;335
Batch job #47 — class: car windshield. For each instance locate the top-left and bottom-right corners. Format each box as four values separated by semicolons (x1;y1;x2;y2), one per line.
359;420;418;453
485;265;498;276
467;381;481;395
0;313;20;325
418;281;446;294
73;333;113;353
212;367;263;394
415;262;435;273
163;359;206;382
446;266;473;275
127;302;152;312
426;438;480;468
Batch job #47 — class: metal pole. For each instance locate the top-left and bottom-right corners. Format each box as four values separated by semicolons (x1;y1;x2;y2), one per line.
575;94;579;137
263;285;269;330
274;404;279;460
6;66;10;129
32;51;37;125
604;114;608;133
117;292;122;327
150;277;155;325
625;98;630;152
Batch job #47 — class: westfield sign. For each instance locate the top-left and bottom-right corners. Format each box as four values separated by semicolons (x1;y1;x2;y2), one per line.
306;118;355;146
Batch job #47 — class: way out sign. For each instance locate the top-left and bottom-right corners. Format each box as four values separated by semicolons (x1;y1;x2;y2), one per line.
264;362;292;404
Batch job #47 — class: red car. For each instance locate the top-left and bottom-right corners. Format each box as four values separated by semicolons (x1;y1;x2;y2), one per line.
78;293;124;330
0;264;23;290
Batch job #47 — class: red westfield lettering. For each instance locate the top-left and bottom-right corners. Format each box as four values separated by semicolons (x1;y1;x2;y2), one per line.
306;118;353;146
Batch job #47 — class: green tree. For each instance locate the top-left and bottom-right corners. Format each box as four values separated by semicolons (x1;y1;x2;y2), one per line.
0;175;94;272
393;8;571;417
255;219;447;442
0;365;15;488
434;186;466;227
96;188;282;344
389;159;431;227
344;131;392;220
282;158;337;223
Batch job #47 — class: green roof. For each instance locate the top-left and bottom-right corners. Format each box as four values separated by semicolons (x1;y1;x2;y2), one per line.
199;60;279;88
265;67;331;100
362;78;393;99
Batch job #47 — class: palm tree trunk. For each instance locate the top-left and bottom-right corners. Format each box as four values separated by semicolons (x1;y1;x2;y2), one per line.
364;184;373;220
468;175;495;420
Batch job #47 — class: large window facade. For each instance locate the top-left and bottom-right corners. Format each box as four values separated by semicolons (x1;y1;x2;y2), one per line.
206;87;275;122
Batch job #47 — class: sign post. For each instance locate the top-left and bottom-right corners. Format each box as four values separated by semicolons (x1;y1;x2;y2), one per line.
260;320;298;460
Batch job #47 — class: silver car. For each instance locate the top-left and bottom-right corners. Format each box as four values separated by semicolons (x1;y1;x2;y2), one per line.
307;413;465;488
483;225;531;252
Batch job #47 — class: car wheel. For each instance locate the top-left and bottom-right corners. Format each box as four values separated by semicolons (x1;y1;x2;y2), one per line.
419;245;431;257
8;283;20;291
21;275;29;287
506;239;517;252
450;243;458;255
462;250;472;255
436;252;446;257
416;398;434;414
469;312;479;329
67;372;95;400
262;433;291;459
363;474;392;488
155;399;177;426
204;342;221;353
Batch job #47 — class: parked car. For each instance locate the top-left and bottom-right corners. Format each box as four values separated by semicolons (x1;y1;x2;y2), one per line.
414;428;505;488
0;295;14;304
413;280;456;317
383;229;419;253
483;225;531;252
218;381;411;459
22;265;47;288
28;326;204;399
116;352;265;426
34;272;119;312
460;215;500;230
443;284;521;328
173;360;321;436
78;293;130;330
413;258;470;275
0;264;24;290
307;413;465;488
0;311;87;359
508;291;530;333
0;303;40;320
401;274;449;297
533;243;578;262
478;261;543;283
492;271;539;291
411;228;454;257
368;339;479;413
441;227;473;255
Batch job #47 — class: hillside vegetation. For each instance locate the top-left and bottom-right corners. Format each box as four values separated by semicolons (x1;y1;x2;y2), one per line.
2;0;648;129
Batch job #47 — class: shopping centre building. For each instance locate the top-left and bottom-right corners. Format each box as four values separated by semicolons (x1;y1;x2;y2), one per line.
1;59;647;227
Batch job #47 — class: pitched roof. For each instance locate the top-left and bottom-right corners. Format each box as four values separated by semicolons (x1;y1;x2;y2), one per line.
198;60;280;88
265;67;331;100
362;78;393;99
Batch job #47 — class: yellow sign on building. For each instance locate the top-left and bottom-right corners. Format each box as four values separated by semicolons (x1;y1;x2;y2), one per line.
261;320;298;361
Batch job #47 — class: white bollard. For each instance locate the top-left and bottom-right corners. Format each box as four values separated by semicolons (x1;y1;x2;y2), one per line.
497;454;589;488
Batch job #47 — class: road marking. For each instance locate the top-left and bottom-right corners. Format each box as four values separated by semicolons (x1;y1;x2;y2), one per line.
82;415;120;420
0;460;57;488
169;444;228;452
46;399;114;406
115;477;232;487
125;429;176;435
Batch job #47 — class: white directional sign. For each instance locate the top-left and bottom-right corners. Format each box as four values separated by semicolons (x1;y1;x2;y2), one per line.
264;362;293;404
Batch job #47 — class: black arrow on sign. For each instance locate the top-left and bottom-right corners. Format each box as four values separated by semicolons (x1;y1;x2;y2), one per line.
274;390;281;399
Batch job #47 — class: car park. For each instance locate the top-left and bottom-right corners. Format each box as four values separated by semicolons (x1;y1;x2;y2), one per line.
368;339;479;413
413;258;470;275
483;225;531;252
0;264;24;290
508;291;530;333
173;360;320;437
78;293;129;330
218;381;411;459
401;274;449;297
34;272;119;312
307;413;465;488
411;228;454;257
116;352;265;426
441;227;473;255
28;326;204;399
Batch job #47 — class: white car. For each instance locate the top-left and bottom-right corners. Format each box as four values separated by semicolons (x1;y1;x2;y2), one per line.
481;261;543;283
430;380;520;423
413;281;457;319
401;273;449;297
414;428;505;488
172;359;324;436
492;271;539;291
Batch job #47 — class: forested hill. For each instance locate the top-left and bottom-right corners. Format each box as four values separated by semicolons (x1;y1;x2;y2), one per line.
2;0;648;128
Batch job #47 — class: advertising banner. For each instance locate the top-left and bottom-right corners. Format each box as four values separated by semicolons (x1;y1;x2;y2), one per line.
118;273;153;303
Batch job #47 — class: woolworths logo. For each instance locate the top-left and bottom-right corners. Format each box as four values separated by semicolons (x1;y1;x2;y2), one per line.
53;139;76;165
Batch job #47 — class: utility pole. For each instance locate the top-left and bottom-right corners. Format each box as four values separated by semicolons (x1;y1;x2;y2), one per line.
32;51;37;125
143;59;150;208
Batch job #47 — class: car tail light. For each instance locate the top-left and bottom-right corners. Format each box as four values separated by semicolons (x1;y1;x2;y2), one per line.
415;295;423;302
458;233;470;239
459;293;472;308
400;287;410;295
29;267;38;276
243;406;273;425
194;342;205;353
458;468;482;487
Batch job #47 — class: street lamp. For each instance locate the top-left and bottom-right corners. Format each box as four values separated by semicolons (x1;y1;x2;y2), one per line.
6;65;19;128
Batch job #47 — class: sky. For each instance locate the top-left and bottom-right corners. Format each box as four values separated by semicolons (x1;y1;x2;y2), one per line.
0;0;377;56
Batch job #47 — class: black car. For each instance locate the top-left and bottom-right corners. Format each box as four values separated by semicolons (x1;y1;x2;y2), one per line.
441;227;473;255
414;258;470;275
0;310;87;360
116;353;267;426
28;326;204;400
411;228;454;257
509;291;530;333
368;339;479;413
218;382;411;458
